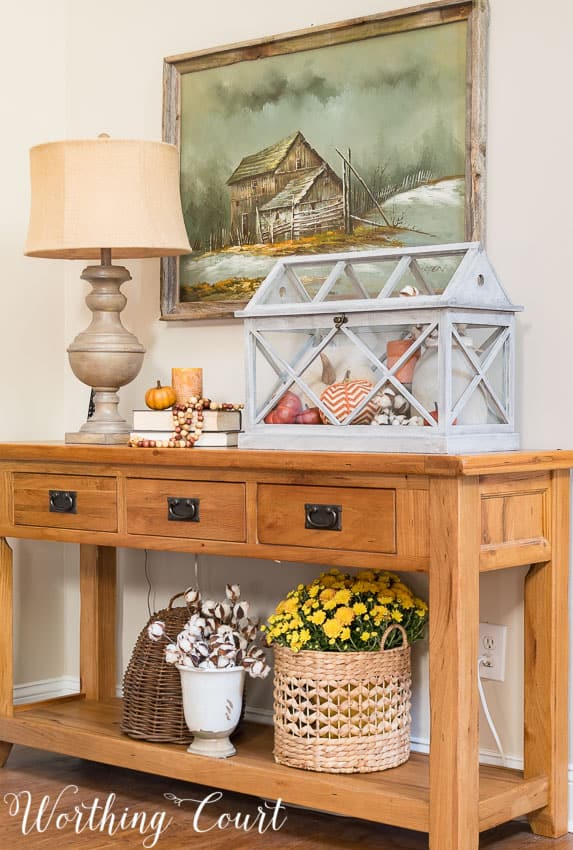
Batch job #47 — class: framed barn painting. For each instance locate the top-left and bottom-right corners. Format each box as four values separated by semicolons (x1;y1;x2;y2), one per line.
161;0;487;320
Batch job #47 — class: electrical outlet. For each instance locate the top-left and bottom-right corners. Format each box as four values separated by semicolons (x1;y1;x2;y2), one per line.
478;622;507;682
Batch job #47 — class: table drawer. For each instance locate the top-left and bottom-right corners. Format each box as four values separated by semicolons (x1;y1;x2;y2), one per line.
12;473;117;532
126;479;246;542
258;484;396;553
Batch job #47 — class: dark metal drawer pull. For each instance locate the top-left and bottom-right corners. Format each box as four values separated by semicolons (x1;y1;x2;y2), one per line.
167;497;200;522
49;490;77;514
305;503;342;531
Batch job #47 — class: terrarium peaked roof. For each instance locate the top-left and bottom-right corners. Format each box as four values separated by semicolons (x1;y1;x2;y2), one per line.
227;131;301;185
236;243;522;318
444;247;515;309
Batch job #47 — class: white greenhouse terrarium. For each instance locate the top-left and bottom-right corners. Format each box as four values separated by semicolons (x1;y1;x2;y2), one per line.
236;243;521;454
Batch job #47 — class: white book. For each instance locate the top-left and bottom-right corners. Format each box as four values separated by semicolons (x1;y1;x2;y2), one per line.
132;408;241;432
196;432;238;447
130;430;239;447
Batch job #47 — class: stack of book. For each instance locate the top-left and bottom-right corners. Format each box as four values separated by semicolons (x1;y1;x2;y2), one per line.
131;408;242;447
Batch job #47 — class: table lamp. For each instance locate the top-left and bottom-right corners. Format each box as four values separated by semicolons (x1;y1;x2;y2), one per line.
24;135;191;443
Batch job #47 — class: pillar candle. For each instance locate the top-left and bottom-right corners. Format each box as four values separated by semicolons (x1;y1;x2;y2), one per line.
172;368;203;404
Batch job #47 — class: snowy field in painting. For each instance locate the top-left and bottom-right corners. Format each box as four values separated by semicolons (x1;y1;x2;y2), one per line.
179;177;465;300
379;177;464;247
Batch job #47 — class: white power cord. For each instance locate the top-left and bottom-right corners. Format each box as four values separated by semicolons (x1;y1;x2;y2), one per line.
478;655;506;767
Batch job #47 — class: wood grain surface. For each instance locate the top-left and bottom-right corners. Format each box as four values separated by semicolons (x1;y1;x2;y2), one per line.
0;444;571;850
0;746;572;849
257;483;396;553
428;477;481;849
0;700;552;835
13;472;117;532
80;546;117;701
2;443;573;476
126;478;246;542
0;538;13;767
524;469;570;836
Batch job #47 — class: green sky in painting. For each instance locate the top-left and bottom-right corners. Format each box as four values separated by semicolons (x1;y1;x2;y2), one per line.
180;21;467;247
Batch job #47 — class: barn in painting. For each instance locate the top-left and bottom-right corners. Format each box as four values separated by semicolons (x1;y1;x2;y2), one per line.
227;131;343;244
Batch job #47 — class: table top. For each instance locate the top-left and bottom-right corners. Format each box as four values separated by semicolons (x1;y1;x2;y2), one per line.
0;442;572;477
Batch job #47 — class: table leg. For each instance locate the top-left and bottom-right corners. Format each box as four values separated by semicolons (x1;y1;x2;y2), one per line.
524;468;569;837
0;538;13;766
80;545;117;701
428;477;481;850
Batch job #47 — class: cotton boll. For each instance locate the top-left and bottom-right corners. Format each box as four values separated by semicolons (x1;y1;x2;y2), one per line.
399;285;419;298
201;600;217;617
250;660;268;678
234;601;250;621
177;634;193;654
165;644;181;665
148;621;166;641
184;587;201;605
214;603;226;621
226;584;240;603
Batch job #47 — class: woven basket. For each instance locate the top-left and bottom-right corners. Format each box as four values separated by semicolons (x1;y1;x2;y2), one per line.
121;592;192;744
273;624;411;773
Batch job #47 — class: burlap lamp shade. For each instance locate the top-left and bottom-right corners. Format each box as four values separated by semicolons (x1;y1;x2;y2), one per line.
25;137;190;260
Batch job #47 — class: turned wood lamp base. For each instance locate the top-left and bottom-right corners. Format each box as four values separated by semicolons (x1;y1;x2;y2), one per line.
24;135;191;445
65;430;132;445
65;250;145;445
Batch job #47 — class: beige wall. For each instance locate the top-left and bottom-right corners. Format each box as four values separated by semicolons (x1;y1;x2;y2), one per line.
0;1;69;683
3;0;572;769
0;0;66;441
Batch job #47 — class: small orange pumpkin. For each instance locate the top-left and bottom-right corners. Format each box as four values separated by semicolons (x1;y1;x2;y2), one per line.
320;377;377;425
145;380;177;410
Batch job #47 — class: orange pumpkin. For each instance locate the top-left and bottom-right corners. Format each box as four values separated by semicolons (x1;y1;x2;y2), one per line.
320;378;377;425
294;406;322;425
145;380;177;410
264;391;303;424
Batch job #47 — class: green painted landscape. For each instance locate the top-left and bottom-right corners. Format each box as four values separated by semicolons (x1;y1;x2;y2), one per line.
179;21;467;304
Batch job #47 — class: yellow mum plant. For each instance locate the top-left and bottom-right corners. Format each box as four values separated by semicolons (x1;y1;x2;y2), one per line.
263;569;428;653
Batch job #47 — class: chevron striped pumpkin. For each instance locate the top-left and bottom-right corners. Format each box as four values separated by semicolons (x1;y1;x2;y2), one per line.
319;378;377;425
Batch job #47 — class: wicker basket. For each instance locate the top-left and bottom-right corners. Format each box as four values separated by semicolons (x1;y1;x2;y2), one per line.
121;592;192;744
273;624;411;773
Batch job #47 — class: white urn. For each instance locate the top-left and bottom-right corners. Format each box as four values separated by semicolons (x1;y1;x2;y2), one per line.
177;665;246;758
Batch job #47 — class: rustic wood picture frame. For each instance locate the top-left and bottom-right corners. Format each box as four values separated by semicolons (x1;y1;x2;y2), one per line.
161;0;488;321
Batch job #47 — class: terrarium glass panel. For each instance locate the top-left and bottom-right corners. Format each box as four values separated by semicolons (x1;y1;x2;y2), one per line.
253;320;442;427
256;259;406;304
449;323;510;427
250;245;468;310
414;254;463;295
255;328;320;419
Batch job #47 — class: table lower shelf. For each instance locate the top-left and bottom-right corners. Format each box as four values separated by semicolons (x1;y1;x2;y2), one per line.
0;697;548;833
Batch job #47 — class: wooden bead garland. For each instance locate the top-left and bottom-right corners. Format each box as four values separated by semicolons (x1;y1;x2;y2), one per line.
129;399;244;449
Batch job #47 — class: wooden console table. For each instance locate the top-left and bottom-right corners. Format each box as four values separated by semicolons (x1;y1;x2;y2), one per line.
0;444;570;850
